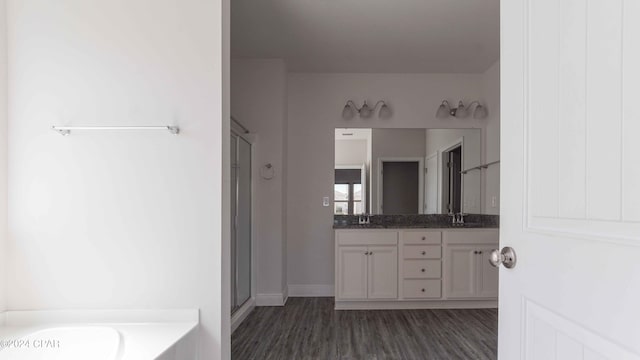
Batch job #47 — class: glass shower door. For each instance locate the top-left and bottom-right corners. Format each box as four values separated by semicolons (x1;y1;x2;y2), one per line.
231;133;252;313
235;136;252;309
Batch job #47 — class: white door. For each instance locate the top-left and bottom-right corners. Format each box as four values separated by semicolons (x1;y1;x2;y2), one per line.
500;0;640;358
337;246;368;300
367;246;398;299
425;153;438;214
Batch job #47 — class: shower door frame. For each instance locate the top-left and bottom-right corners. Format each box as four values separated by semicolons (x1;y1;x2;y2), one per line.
230;128;256;317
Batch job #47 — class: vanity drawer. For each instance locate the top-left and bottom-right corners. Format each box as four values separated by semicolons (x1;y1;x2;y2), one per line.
403;231;442;245
403;245;441;259
337;231;398;246
403;279;441;299
403;260;441;279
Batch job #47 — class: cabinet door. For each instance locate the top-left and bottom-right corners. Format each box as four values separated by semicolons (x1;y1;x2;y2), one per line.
476;245;499;298
444;245;477;299
337;246;368;300
367;246;398;299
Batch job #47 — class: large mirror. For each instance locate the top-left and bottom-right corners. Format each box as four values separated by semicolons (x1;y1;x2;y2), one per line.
335;128;483;215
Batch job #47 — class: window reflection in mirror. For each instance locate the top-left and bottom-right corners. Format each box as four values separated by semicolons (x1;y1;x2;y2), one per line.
334;168;365;215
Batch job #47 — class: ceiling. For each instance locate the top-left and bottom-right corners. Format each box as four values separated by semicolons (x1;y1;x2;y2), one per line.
231;0;500;73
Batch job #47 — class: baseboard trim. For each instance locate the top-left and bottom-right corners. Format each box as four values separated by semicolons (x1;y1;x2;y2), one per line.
231;298;255;333
288;284;335;297
335;299;498;310
255;293;287;306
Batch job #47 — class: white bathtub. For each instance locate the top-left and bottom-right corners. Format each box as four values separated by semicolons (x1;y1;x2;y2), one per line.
0;326;122;360
0;310;198;360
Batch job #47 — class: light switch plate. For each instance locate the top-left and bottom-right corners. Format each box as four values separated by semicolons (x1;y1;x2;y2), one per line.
323;197;330;207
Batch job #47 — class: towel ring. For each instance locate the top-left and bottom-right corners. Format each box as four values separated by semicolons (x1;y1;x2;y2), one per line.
260;163;275;180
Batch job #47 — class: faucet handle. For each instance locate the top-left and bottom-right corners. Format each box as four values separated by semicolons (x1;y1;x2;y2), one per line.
458;213;467;224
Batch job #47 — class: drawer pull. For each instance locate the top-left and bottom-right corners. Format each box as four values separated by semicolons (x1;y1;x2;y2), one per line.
421;288;425;292
421;251;426;255
421;268;426;272
421;236;426;240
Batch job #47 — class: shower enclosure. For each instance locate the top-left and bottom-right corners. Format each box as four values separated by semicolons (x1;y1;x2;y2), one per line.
231;128;252;314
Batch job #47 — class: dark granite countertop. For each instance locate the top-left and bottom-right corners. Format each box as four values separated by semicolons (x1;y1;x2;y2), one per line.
333;223;499;229
333;214;499;229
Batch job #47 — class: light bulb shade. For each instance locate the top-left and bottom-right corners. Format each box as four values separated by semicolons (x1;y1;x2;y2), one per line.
456;101;468;118
436;101;450;119
473;104;488;119
359;102;372;118
342;103;356;120
378;103;392;119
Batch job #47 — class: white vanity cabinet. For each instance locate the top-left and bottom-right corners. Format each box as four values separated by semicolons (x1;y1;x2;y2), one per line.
443;231;499;299
399;230;443;300
367;246;398;299
335;231;398;300
335;228;499;309
336;246;368;299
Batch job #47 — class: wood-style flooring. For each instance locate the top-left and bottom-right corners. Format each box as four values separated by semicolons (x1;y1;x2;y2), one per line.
232;297;498;360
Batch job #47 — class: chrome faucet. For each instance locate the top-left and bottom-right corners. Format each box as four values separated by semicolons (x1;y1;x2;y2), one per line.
458;213;466;225
358;214;371;225
449;213;467;226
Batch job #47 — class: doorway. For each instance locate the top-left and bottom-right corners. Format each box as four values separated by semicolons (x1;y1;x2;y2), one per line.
442;144;462;214
230;0;501;358
382;161;419;214
377;157;425;215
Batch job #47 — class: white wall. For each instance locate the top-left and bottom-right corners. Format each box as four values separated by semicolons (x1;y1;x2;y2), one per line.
6;1;229;358
425;129;480;157
482;61;501;214
231;59;288;304
0;0;7;313
287;73;486;292
335;140;368;166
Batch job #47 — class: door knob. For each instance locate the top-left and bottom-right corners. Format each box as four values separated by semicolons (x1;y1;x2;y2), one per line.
489;247;517;269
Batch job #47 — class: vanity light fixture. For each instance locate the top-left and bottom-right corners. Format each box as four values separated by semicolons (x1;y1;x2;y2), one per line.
342;100;391;120
436;100;488;119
